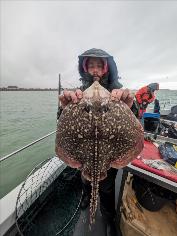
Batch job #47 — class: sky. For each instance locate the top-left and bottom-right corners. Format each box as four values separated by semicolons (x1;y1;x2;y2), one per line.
1;0;177;90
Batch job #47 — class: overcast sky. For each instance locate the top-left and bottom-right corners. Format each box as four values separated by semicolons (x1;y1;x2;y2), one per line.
1;0;177;90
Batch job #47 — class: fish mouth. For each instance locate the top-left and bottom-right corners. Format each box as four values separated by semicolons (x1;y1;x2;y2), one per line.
93;76;101;81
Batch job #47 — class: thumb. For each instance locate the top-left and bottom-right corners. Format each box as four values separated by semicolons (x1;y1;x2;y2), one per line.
59;95;69;108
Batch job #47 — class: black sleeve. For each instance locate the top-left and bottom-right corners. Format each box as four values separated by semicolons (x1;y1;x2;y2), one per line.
108;79;123;91
131;101;139;118
57;106;63;120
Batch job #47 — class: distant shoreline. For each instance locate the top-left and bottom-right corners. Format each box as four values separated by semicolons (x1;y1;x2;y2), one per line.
0;88;175;91
0;88;58;91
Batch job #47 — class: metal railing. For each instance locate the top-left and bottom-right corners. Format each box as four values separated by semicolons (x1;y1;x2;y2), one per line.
1;129;176;163
148;98;177;110
0;130;56;163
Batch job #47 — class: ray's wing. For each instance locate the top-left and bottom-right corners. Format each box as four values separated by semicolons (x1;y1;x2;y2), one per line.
97;100;144;169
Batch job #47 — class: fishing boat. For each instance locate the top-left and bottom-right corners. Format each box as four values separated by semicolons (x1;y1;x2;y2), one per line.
1;78;176;236
146;99;173;117
142;98;177;139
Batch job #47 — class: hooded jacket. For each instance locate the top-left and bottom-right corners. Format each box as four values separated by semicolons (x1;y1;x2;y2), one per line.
135;83;159;105
148;83;159;92
78;48;122;91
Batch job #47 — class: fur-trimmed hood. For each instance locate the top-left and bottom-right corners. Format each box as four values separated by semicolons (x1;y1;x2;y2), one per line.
78;48;122;91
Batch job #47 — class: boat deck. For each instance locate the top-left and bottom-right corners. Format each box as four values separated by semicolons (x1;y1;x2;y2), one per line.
5;167;120;236
73;205;122;236
73;203;107;236
73;170;124;236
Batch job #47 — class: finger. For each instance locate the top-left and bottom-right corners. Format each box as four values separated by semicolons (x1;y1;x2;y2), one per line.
121;88;130;101
115;89;124;101
125;94;134;108
63;90;72;101
63;90;78;103
75;89;83;99
59;95;69;108
111;89;119;100
69;91;78;103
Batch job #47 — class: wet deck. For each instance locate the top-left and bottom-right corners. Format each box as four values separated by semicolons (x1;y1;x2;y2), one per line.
73;207;123;236
73;205;107;236
73;169;124;236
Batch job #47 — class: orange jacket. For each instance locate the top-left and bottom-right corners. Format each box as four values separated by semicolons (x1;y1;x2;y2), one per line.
135;86;155;105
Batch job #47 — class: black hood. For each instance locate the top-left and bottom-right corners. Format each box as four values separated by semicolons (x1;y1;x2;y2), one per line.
78;48;122;91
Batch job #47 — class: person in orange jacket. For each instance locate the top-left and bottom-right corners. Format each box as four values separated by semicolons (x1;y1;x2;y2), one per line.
135;83;159;118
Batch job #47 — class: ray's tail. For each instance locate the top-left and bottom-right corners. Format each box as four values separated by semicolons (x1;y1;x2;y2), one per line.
90;168;100;224
89;120;100;225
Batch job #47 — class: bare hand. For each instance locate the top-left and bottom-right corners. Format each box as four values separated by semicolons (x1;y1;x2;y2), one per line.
59;89;83;108
111;88;134;108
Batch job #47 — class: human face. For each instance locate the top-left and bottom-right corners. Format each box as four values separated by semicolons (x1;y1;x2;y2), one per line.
87;57;104;81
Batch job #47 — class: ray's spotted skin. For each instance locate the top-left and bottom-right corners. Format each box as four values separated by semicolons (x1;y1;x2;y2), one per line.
55;81;144;224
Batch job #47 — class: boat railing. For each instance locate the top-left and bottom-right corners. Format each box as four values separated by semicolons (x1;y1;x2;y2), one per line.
0;130;57;163
149;98;177;110
160;98;177;109
160;99;172;109
1;128;176;164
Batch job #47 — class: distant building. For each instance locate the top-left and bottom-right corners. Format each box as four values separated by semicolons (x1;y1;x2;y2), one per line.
7;86;18;89
0;86;59;91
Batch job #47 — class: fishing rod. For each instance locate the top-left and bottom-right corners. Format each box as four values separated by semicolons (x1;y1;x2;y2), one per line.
57;73;62;122
58;73;61;103
56;74;78;122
